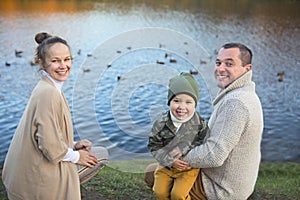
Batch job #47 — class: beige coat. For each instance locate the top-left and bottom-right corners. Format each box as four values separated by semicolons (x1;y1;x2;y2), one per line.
2;76;81;200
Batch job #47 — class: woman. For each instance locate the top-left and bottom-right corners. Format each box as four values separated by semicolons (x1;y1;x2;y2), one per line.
2;32;98;200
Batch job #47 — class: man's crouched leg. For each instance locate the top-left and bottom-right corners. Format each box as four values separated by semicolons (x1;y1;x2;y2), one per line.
144;162;158;188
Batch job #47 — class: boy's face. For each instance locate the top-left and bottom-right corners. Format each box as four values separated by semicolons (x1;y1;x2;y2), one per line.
170;93;195;121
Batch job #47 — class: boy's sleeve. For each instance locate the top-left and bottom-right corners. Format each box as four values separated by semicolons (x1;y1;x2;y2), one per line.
180;116;209;157
148;124;175;168
195;119;209;145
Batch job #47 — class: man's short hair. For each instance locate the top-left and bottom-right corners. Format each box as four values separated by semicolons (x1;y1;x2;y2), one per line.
222;43;252;66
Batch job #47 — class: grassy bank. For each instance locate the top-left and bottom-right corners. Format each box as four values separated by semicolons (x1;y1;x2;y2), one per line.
1;161;299;199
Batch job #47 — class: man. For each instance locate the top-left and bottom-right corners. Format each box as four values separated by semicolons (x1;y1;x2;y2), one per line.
145;43;264;200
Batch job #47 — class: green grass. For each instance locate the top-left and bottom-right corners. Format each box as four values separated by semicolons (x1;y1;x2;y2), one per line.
249;162;300;200
81;159;156;199
1;161;299;200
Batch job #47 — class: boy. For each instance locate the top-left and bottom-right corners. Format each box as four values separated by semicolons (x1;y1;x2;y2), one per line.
148;72;208;200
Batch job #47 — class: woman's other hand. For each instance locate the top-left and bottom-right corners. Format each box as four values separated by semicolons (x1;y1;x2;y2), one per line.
74;139;92;151
77;150;98;168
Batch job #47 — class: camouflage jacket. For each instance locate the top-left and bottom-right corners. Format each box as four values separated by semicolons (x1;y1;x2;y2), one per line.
148;111;208;167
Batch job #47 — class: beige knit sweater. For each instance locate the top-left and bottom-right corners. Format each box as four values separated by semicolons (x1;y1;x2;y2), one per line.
183;71;263;200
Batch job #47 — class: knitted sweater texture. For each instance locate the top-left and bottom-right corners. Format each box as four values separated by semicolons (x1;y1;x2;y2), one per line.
183;71;263;200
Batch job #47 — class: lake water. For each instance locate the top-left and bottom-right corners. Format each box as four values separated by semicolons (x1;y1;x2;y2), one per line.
0;0;299;165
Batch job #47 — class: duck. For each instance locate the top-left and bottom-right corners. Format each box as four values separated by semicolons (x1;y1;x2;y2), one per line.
278;76;284;82
165;53;172;58
15;49;23;57
83;68;91;73
277;71;284;82
159;43;165;48
156;60;165;65
117;76;125;81
169;59;177;63
200;60;207;64
189;70;199;75
5;61;11;67
277;71;284;76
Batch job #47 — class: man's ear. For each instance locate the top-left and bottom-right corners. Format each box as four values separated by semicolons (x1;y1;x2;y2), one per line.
245;64;252;71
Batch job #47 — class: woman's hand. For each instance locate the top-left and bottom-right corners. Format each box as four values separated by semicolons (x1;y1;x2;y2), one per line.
74;139;92;151
172;158;189;170
77;150;98;168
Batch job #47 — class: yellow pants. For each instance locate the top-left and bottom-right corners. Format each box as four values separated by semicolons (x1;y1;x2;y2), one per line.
153;165;200;200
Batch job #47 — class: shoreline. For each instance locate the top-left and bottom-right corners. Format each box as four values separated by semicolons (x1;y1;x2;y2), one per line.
1;161;299;200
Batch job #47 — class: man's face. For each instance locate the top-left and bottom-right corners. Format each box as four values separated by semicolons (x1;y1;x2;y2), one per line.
214;47;251;89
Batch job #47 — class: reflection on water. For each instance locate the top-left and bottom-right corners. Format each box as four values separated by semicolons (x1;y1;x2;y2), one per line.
0;0;93;14
1;0;299;18
0;0;299;164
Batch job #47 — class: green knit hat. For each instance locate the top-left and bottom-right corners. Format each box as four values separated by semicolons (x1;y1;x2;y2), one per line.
167;72;199;106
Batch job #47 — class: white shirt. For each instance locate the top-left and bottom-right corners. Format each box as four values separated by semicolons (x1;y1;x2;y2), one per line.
42;70;79;163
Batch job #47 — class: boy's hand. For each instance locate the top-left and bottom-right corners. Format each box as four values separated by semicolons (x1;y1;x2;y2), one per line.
172;159;189;170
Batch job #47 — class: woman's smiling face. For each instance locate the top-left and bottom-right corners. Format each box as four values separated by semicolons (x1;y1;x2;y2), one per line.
170;93;196;121
43;42;72;82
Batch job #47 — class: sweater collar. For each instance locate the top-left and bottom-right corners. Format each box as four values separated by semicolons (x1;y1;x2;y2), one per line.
170;109;195;128
213;70;253;105
41;70;64;92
